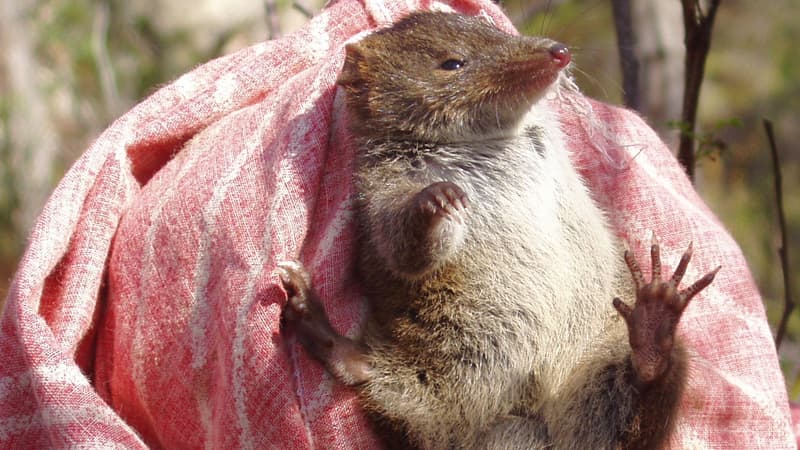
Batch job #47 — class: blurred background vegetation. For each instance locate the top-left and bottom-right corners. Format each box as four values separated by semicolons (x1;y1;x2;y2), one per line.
1;0;797;394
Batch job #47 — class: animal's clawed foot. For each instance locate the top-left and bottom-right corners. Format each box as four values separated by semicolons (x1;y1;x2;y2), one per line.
276;261;316;324
276;260;339;353
389;181;470;275
275;260;373;385
416;181;470;225
612;238;720;384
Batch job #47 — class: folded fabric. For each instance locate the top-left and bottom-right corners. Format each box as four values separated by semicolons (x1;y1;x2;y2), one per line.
0;0;795;448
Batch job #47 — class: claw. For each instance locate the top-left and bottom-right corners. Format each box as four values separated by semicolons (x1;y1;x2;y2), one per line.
650;235;662;282
678;265;721;308
670;242;693;286
624;250;646;290
275;260;314;319
417;182;469;221
275;260;311;287
613;297;633;326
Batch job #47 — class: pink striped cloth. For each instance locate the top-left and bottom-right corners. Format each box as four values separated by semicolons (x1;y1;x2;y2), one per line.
1;0;795;448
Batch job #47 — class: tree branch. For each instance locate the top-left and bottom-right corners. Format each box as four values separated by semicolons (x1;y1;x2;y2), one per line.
92;1;121;119
677;0;721;181
0;0;60;238
610;0;641;112
264;0;281;40
765;120;794;349
292;1;315;20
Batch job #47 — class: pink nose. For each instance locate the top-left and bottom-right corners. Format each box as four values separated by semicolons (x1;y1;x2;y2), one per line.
549;43;571;68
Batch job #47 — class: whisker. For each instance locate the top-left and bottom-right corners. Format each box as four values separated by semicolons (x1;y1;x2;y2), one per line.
540;0;554;36
569;64;623;101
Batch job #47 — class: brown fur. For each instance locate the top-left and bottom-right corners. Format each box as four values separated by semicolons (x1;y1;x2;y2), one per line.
279;11;716;449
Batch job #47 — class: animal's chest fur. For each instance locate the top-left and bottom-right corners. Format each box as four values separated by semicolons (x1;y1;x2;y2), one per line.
361;119;623;397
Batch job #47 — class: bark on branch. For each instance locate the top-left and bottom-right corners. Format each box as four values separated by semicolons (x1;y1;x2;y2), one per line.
678;0;721;181
611;0;641;111
765;120;794;349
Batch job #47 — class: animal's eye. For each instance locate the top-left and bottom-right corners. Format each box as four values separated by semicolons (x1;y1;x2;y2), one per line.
440;59;465;70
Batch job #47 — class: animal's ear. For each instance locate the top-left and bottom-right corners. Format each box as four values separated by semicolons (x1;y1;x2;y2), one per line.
337;43;367;88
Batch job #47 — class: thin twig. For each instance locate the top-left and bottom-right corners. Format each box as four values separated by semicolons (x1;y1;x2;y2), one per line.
765;120;794;349
264;0;281;40
92;1;121;118
610;0;640;112
292;1;314;19
677;0;721;182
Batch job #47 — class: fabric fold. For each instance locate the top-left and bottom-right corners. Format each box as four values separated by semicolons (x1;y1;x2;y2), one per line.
0;0;794;448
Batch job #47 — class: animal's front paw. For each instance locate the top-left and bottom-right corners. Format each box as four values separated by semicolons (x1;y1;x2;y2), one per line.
415;181;470;258
275;261;339;352
612;239;720;383
275;260;373;385
275;260;315;324
415;181;470;226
